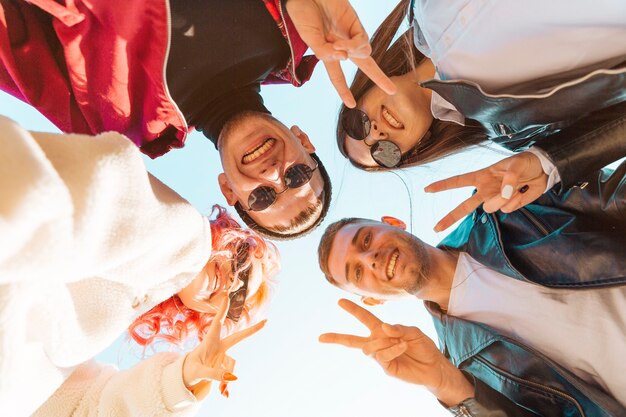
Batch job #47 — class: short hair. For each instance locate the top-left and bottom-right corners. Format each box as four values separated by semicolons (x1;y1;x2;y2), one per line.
235;152;333;240
318;217;369;286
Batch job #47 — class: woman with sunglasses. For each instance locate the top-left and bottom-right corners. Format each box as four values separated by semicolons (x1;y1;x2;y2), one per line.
0;116;279;417
336;0;626;228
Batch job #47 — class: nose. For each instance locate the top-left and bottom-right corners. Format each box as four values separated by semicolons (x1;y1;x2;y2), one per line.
358;249;381;274
258;159;282;183
365;120;388;145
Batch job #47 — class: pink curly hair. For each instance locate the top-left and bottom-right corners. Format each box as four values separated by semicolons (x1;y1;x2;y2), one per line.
128;205;279;347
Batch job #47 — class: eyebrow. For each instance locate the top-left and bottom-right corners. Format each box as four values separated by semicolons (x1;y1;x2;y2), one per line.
345;227;365;284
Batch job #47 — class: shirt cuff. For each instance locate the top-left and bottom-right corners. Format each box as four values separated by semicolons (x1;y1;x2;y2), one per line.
161;354;198;412
525;147;562;192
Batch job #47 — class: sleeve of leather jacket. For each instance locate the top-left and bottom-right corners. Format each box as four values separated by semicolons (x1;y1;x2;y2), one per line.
447;373;539;417
541;158;626;228
532;100;626;190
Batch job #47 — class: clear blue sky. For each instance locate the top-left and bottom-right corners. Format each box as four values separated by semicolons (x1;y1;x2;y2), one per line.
0;2;507;416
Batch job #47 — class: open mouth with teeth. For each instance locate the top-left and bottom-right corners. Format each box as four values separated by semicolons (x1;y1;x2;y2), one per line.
242;138;276;164
382;106;404;129
386;249;400;280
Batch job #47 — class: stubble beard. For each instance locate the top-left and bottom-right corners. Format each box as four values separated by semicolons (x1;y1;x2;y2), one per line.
401;232;430;295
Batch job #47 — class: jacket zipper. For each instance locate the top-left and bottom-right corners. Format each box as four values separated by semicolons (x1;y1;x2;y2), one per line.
474;356;586;417
422;65;626;100
518;207;550;235
278;1;301;85
162;0;189;133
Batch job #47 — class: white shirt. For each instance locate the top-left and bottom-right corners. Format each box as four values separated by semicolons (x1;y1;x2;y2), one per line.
448;253;626;408
413;0;626;92
412;0;626;189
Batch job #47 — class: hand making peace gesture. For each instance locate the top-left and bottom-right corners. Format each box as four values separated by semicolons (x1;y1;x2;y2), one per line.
320;299;474;406
182;297;266;398
425;152;548;232
286;0;397;107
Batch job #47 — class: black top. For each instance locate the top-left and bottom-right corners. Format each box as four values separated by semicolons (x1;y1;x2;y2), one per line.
166;0;290;147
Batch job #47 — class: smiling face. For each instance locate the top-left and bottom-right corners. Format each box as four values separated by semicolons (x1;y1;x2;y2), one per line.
177;254;265;314
217;112;325;234
324;220;431;299
343;73;434;168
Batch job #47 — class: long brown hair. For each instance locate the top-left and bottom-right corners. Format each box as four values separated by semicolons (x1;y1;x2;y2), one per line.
336;0;487;171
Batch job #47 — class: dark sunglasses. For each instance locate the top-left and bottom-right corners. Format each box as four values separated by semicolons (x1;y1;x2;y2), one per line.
244;160;319;211
227;242;251;322
341;109;402;168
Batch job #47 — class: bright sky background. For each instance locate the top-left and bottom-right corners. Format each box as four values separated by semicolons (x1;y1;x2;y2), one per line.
0;1;509;416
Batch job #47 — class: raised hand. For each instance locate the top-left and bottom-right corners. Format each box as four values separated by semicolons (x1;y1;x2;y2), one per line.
182;297;266;398
319;299;473;406
286;0;396;107
425;152;548;232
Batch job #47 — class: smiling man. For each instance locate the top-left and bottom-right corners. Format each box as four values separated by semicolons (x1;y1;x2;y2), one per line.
317;163;626;416
216;112;329;238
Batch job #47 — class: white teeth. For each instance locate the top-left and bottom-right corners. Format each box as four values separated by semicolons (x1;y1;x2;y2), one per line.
242;138;276;164
386;250;399;279
382;107;404;129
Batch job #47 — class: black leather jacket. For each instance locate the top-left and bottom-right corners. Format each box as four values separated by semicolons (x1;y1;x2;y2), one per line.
413;10;626;190
433;161;626;416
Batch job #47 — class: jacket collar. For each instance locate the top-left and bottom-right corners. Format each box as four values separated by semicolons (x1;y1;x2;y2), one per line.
437;209;526;281
425;301;498;367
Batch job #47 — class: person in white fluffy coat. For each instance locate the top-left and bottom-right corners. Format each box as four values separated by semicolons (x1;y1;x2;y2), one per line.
0;116;278;417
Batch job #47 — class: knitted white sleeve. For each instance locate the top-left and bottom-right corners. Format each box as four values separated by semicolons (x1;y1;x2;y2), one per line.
32;353;201;417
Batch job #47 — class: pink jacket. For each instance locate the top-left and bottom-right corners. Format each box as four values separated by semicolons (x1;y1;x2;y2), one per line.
0;0;317;158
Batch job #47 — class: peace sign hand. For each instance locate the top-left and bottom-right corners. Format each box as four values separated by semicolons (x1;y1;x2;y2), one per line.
319;299;474;406
425;152;548;232
286;0;396;107
182;297;266;398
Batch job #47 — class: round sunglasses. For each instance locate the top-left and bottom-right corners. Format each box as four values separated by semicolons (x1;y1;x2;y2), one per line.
341;109;402;168
244;160;319;212
227;242;251;322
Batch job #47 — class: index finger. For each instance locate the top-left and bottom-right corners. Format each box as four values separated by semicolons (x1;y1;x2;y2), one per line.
434;193;483;232
425;171;478;193
351;56;397;96
338;298;383;331
221;319;267;350
319;332;369;349
323;60;356;108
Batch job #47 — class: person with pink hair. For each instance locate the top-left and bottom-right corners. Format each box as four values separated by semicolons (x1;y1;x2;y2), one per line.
0;116;280;417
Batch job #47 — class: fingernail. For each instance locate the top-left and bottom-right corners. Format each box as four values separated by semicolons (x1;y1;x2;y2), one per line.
223;389;230;398
519;184;529;194
223;372;238;381
501;185;513;199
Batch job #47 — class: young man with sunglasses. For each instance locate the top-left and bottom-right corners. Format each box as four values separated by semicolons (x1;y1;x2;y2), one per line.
0;0;395;239
316;162;626;416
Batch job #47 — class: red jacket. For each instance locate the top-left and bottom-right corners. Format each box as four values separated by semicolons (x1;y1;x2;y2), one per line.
0;0;317;158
